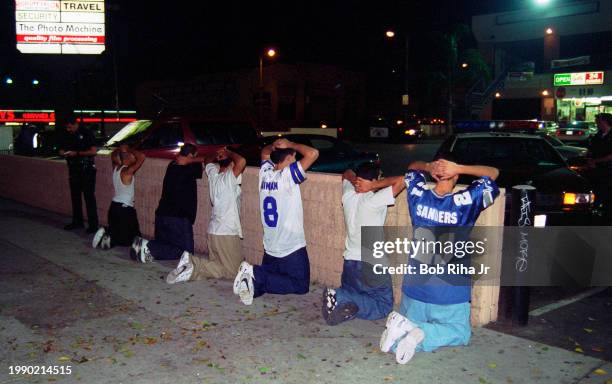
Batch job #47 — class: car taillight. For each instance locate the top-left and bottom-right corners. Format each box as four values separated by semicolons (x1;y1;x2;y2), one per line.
563;192;595;205
556;129;561;135
577;130;584;136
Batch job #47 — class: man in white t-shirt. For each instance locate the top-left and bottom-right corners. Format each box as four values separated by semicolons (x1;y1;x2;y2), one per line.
233;138;319;305
322;163;406;325
166;147;246;283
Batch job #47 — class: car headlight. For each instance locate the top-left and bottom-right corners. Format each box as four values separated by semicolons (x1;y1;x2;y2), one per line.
563;192;595;205
404;129;416;136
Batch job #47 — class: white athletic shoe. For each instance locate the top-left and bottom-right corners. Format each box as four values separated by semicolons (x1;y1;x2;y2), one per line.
139;239;152;263
100;234;112;250
130;236;142;261
395;328;425;364
379;311;417;353
233;261;253;295
92;227;106;248
237;272;254;305
166;251;194;284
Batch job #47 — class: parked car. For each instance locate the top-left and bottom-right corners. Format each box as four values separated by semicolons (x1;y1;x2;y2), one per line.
539;120;559;135
539;133;588;160
102;117;260;160
556;121;594;144
367;116;421;142
435;132;596;225
494;127;588;160
246;134;380;174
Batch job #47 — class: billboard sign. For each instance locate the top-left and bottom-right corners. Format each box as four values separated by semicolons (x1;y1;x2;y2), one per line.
554;71;604;86
15;0;105;54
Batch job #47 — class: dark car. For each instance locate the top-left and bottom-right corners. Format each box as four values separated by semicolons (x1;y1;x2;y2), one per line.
368;116;422;142
556;121;594;145
247;134;380;174
539;133;588;160
103;117;261;160
435;132;596;225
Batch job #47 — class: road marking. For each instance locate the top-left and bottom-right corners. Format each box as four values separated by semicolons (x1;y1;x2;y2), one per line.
529;287;607;317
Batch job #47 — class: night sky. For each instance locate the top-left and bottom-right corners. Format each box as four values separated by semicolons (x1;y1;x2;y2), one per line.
0;0;552;109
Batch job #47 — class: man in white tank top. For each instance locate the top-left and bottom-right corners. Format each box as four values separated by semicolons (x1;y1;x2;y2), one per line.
166;147;246;284
92;144;145;250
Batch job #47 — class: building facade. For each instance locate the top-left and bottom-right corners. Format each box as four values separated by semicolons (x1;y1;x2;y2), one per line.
135;63;366;134
471;0;612;123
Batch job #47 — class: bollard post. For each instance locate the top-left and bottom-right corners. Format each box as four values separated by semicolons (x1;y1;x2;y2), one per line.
509;184;536;326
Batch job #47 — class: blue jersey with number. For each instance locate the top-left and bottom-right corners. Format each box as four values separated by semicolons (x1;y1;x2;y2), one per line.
259;160;307;257
403;170;499;304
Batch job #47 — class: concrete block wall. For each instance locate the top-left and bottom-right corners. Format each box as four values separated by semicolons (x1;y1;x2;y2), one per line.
0;154;506;325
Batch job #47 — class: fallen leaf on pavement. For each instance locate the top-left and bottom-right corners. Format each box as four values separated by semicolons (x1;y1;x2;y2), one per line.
575;347;584;353
129;322;144;330
58;356;71;362
583;328;593;333
488;363;497;369
593;368;607;375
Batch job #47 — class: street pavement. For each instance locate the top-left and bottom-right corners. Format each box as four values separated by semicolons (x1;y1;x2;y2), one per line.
1;198;611;384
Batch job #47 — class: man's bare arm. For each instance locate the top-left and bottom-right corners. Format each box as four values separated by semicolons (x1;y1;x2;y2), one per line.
354;175;406;197
226;148;247;177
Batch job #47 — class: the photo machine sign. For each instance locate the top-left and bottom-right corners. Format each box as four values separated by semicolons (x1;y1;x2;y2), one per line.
15;0;105;54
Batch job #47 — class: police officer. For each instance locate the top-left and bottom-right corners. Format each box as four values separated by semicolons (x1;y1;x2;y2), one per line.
587;113;612;222
58;113;99;233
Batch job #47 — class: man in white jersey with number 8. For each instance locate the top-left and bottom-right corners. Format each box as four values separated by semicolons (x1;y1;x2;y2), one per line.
233;138;319;305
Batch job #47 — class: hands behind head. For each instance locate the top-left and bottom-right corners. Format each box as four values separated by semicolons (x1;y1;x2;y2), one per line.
430;159;459;181
273;138;291;149
353;177;375;193
215;146;229;160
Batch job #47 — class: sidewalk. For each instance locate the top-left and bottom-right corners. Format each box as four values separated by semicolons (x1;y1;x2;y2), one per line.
0;199;610;384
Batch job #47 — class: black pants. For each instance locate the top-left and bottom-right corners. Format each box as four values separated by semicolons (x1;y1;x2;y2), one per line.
148;215;194;260
68;166;98;228
108;201;140;247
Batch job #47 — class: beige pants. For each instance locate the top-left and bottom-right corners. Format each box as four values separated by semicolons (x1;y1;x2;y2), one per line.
189;234;242;280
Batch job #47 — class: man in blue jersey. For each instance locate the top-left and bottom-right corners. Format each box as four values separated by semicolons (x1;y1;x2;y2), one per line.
357;157;499;364
233;138;319;305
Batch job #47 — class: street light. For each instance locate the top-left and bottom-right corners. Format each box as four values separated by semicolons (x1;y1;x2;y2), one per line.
534;0;551;5
541;89;549;96
461;62;468;68
5;77;13;85
545;27;554;35
495;92;502;98
259;47;277;87
258;47;277;127
385;30;396;38
32;79;39;86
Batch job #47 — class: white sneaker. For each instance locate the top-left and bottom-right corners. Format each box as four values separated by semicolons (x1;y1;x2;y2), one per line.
379;311;417;353
166;251;194;284
130;236;142;261
237;272;254;305
92;227;106;248
233;261;253;295
100;234;112;250
395;328;425;364
139;239;152;263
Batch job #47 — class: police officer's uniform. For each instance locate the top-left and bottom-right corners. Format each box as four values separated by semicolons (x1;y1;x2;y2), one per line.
59;126;99;231
588;130;612;221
